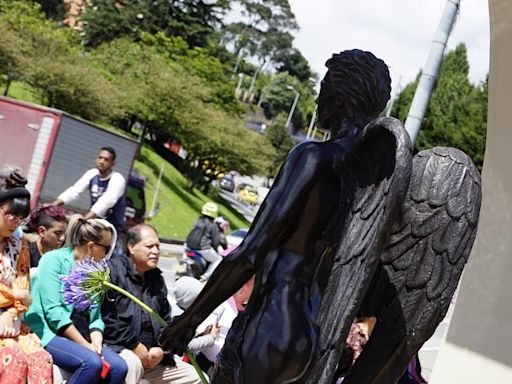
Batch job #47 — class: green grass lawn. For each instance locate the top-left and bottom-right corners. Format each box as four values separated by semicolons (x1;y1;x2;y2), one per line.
3;81;43;104
135;145;250;240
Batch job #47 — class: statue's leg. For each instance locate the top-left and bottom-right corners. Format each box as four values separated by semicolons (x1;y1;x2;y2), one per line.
239;297;317;384
211;296;317;384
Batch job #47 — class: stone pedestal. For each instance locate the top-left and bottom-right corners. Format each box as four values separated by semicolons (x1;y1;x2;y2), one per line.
431;1;512;382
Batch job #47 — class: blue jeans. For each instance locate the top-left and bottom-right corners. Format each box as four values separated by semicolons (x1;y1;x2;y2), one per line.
46;336;128;384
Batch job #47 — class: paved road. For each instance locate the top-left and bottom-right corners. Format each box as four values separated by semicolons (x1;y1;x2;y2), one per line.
218;189;257;222
159;246;182;297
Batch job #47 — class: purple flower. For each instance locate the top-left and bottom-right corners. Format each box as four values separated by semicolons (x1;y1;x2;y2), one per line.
61;257;110;311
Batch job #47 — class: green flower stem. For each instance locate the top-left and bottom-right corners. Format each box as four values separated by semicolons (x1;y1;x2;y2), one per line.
103;281;166;324
102;281;209;384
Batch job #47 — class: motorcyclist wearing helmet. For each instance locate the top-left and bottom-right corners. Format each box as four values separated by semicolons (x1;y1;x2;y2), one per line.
185;202;222;281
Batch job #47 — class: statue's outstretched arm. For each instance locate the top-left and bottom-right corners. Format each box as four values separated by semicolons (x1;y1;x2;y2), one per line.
159;141;327;354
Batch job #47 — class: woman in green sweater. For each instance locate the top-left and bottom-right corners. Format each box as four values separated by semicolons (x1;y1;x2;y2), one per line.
25;215;128;384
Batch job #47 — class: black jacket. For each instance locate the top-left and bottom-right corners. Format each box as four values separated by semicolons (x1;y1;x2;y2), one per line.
188;216;221;250
101;255;172;352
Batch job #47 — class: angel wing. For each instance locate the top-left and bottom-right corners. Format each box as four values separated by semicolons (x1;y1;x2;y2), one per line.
343;147;482;384
305;117;413;384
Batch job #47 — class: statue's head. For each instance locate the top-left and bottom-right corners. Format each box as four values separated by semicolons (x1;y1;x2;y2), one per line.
317;49;391;132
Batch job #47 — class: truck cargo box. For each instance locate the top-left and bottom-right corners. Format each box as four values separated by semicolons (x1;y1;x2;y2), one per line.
0;97;139;215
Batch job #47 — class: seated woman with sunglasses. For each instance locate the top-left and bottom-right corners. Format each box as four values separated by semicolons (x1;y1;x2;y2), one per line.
25;215;128;384
0;171;54;384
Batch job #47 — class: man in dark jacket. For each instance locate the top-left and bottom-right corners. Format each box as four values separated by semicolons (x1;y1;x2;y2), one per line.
186;202;222;282
101;223;201;384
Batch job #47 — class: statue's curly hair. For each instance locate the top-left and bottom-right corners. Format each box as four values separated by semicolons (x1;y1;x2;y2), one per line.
322;49;391;128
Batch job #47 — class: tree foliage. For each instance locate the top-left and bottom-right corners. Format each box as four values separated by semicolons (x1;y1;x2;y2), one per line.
82;0;230;48
32;0;66;21
79;0;315;125
90;39;274;181
0;0;114;119
392;44;487;170
0;1;274;180
259;72;316;132
265;112;295;177
223;0;297;70
140;32;242;114
275;47;316;83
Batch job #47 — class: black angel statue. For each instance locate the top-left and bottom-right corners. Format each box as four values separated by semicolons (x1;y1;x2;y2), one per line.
159;49;482;384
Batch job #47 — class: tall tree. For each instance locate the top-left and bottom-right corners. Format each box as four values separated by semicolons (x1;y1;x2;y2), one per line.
223;0;298;71
274;47;316;83
82;0;231;48
392;44;487;170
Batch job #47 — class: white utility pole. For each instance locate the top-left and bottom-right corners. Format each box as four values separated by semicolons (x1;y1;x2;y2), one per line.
306;107;317;140
285;86;300;131
245;68;259;103
405;0;460;143
235;73;245;99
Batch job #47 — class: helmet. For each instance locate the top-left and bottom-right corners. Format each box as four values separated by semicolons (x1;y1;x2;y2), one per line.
201;202;218;219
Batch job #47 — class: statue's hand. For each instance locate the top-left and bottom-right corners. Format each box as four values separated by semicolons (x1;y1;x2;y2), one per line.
158;314;196;355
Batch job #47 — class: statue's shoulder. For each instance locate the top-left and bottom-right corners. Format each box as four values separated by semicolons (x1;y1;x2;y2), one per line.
288;140;336;165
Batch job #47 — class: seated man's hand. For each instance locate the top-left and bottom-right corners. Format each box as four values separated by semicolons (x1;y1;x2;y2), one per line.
210;323;220;339
133;343;150;368
146;347;164;370
158;314;196;355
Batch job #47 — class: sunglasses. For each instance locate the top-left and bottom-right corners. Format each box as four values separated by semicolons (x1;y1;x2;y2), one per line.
94;242;112;254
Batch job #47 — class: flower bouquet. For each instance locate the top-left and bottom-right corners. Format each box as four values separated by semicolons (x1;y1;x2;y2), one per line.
61;257;208;384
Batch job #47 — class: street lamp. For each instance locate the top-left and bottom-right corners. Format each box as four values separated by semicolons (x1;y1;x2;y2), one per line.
235;73;245;99
285;85;300;131
306;106;317;140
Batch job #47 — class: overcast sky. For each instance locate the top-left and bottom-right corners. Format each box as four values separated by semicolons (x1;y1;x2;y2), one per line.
288;0;490;94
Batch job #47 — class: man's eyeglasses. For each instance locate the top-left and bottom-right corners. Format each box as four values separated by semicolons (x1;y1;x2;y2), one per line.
94;242;112;254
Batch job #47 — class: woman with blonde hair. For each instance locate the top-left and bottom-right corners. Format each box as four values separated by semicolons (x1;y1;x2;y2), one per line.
25;214;128;384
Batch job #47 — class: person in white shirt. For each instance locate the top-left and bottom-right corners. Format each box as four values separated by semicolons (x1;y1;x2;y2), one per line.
193;277;254;375
49;147;126;234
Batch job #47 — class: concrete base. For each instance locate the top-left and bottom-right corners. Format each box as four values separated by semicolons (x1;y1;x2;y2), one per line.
430;0;512;381
431;343;512;383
